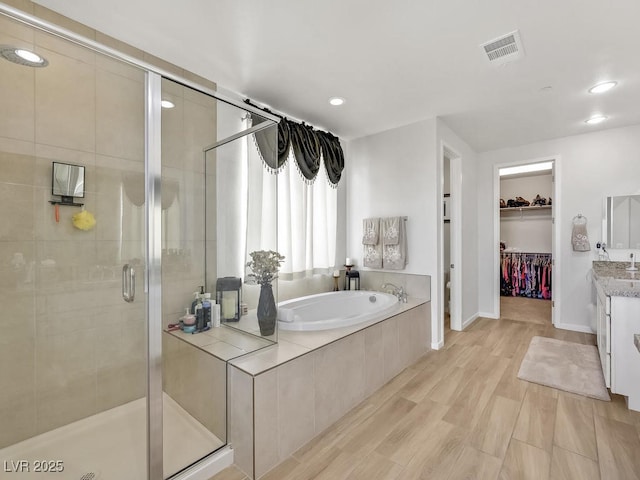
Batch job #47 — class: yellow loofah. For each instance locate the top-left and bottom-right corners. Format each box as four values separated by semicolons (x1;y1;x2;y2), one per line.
72;209;96;231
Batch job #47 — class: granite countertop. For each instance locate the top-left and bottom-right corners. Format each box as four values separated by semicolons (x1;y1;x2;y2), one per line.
593;261;640;298
635;334;640;353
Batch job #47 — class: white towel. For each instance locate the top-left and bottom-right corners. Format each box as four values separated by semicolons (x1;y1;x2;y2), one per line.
572;222;590;252
362;218;380;245
383;216;407;270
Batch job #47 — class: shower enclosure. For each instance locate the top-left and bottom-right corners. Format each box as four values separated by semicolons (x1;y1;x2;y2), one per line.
0;4;278;479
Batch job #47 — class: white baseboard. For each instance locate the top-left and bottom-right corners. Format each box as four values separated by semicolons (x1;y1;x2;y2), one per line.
477;311;499;319
176;446;234;480
431;339;444;350
554;322;595;334
462;313;479;330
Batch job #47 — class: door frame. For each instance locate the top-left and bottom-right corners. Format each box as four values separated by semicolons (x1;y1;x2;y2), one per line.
492;155;560;325
439;143;463;336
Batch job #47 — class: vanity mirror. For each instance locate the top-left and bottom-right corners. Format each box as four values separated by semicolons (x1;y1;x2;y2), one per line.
51;162;85;205
606;194;640;249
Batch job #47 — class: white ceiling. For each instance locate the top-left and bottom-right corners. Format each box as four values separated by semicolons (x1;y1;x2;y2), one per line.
33;0;640;151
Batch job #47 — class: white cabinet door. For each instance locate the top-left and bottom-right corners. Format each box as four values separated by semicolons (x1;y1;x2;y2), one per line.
610;296;640;409
595;280;611;388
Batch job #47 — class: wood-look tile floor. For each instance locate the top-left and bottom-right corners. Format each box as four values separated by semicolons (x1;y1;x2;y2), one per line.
211;305;640;480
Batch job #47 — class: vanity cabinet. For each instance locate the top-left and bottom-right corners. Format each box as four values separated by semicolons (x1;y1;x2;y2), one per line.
594;276;640;411
595;281;611;387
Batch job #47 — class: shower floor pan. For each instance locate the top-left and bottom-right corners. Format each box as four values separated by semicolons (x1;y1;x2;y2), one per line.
0;394;223;479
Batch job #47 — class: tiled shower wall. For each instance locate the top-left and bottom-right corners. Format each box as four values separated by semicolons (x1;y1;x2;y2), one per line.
0;2;217;448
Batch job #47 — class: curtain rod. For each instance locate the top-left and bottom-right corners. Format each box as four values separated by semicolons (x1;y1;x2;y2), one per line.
243;98;338;138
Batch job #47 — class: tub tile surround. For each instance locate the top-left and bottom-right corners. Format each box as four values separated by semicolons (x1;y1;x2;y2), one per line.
228;300;431;479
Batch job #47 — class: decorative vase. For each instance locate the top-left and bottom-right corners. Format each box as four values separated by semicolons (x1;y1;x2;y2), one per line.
257;283;277;336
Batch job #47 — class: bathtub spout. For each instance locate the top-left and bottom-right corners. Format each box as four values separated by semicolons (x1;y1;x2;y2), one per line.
380;283;407;303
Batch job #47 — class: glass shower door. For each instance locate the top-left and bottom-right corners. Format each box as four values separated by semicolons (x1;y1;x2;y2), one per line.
0;11;148;479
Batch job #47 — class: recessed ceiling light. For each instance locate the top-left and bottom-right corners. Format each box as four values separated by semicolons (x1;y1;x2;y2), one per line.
161;100;175;109
329;97;345;106
15;49;44;64
588;81;617;94
585;115;608;125
0;45;48;67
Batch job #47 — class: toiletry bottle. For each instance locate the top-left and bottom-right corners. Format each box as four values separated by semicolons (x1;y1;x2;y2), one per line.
212;303;221;328
194;297;204;331
202;293;212;328
190;286;204;314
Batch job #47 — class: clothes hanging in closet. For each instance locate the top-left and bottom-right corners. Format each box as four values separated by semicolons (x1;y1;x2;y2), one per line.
500;253;552;300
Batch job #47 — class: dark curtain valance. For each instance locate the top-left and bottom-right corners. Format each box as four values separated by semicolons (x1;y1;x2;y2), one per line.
290;122;321;182
249;100;345;185
317;131;345;185
252;116;289;173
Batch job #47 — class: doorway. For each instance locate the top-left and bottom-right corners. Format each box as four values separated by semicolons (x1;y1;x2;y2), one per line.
494;158;557;325
441;145;462;335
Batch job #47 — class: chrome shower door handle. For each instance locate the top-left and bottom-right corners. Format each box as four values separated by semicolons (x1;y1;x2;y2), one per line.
122;264;136;303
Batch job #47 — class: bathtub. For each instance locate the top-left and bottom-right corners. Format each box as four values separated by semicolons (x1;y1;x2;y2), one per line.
277;290;399;331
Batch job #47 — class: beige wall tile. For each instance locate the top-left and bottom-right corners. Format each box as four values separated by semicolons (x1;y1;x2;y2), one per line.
0;336;34;403
0;183;34;241
143;52;183;77
182;70;217;93
229;365;254;478
96;69;144;161
36;329;96;392
278;351;316;458
35;49;96;152
0;241;35;294
0;391;36;449
364;322;386;396
0;151;36;186
33;5;96;41
0;3;36;29
97;360;145;411
0;136;35;157
382;317;401;379
0;41;35;142
314;334;365;433
254;369;279;477
36;374;97;434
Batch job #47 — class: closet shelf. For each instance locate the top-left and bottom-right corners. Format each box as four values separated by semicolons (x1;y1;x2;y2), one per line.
500;205;551;213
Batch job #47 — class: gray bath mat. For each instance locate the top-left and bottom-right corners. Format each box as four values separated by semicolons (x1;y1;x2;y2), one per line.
517;336;610;401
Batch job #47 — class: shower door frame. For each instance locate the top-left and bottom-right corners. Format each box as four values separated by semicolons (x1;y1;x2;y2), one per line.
0;3;278;479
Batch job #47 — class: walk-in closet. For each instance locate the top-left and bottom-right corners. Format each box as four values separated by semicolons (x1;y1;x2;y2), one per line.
499;162;553;324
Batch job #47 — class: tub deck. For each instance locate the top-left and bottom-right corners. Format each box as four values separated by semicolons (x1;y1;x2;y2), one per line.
229;296;428;375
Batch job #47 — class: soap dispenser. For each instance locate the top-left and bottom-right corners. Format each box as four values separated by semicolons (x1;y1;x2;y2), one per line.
190;286;204;314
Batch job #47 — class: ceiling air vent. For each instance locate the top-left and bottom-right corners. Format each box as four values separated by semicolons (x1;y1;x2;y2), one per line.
480;30;524;65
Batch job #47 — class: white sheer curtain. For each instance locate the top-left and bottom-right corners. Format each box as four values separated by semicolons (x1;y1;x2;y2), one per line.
245;132;337;280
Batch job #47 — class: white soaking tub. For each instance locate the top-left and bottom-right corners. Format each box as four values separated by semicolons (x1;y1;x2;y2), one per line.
277;290;399;331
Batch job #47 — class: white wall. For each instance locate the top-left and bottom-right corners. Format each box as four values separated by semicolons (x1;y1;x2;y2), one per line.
436;119;479;330
500;173;552;253
478;124;640;332
346;117;478;347
347;119;439;342
347;119;437;274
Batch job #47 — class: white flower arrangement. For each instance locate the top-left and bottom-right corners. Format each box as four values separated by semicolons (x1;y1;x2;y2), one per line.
246;250;285;286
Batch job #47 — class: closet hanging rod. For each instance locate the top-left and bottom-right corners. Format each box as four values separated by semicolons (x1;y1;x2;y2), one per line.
501;251;552;256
